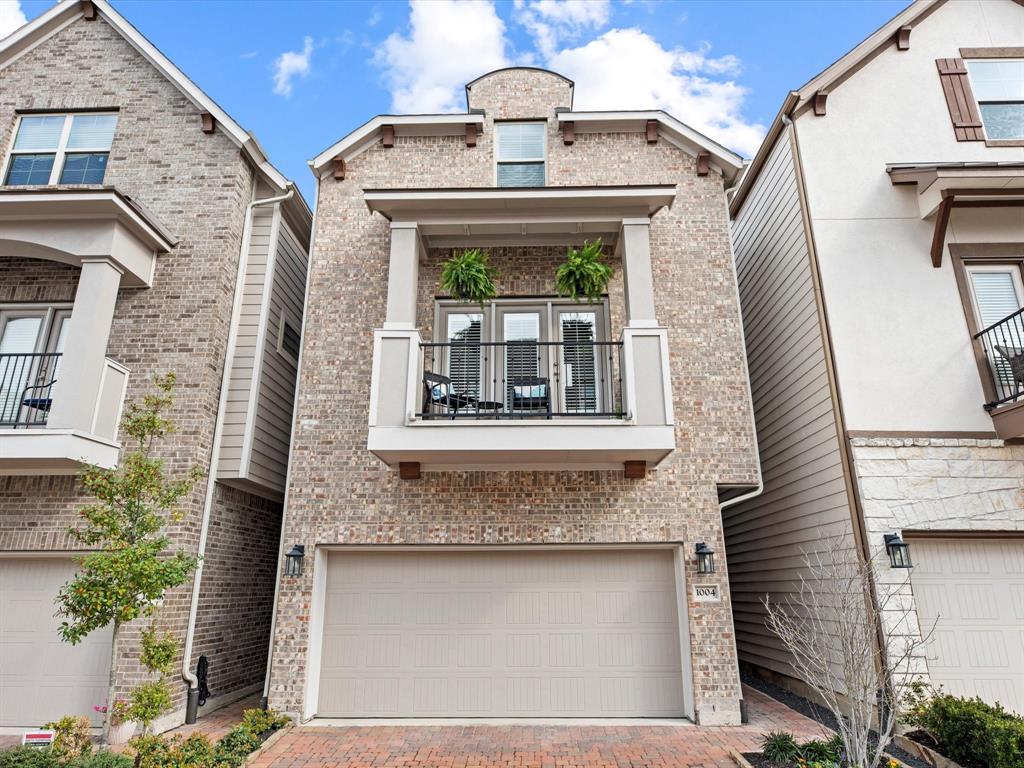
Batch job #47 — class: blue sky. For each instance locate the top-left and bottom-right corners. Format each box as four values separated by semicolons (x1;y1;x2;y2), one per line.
4;0;909;200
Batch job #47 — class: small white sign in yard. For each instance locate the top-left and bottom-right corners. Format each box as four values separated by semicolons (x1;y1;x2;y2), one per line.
693;583;721;602
21;730;55;749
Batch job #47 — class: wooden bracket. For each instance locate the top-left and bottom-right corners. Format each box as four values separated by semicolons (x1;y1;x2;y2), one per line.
562;121;575;145
930;194;953;268
624;461;647;479
696;152;711;177
812;90;828;117
896;25;912;50
399;462;421;480
80;0;97;20
200;111;215;134
381;124;395;148
465;123;477;148
645;119;659;144
332;157;346;181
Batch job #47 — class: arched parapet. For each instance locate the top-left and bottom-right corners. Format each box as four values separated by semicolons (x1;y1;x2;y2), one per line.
465;67;574;119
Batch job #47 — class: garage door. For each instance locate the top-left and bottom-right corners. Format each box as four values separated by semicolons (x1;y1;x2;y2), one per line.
0;559;113;727
911;538;1024;715
318;549;688;717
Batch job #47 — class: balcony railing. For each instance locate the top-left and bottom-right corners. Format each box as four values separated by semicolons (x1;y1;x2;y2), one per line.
974;307;1024;410
418;340;625;420
0;352;61;427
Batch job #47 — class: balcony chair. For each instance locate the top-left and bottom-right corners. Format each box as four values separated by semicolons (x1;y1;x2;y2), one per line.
422;372;477;419
508;376;551;419
995;345;1024;393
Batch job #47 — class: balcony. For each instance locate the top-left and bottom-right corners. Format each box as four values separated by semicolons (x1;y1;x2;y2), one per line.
0;352;129;473
975;307;1024;439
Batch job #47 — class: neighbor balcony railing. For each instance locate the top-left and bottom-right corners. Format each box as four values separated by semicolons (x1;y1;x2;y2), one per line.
0;352;61;427
974;307;1024;410
419;340;625;420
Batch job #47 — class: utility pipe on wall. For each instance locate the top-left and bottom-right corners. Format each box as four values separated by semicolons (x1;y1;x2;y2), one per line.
181;184;295;725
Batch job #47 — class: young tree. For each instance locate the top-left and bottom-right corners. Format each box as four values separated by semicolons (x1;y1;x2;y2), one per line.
764;534;934;768
55;373;202;740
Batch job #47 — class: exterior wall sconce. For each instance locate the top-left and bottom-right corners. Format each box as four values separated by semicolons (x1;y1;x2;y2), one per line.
695;542;715;574
285;544;306;577
884;533;912;569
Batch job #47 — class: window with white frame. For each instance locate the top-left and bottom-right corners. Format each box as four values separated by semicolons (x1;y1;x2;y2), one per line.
4;112;118;186
495;122;546;187
966;60;1024;140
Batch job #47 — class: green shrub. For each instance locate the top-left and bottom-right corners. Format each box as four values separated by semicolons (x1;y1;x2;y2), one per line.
128;733;216;768
212;725;261;768
761;731;801;763
128;679;173;732
239;708;290;736
0;748;60;768
42;716;92;762
68;752;132;768
798;736;841;763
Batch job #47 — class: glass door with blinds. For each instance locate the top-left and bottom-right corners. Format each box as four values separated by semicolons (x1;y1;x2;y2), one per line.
497;307;547;415
556;309;608;415
442;311;485;400
966;265;1024;403
0;306;70;425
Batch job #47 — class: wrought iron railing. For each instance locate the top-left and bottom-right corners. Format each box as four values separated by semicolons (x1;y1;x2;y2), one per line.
0;352;61;427
974;307;1024;410
419;340;625;420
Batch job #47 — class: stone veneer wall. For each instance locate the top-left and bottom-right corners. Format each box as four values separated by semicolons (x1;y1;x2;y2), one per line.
269;68;759;725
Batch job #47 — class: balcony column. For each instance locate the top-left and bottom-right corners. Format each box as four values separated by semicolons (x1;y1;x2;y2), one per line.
619;218;657;327
384;221;423;329
47;258;122;433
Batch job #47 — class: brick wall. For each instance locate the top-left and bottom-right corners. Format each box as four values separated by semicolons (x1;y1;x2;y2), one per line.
0;257;78;303
270;68;758;725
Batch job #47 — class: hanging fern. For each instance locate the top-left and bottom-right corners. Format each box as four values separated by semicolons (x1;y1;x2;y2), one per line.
556;239;613;303
440;248;498;307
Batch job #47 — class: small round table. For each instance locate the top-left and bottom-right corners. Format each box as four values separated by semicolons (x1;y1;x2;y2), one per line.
473;400;504;418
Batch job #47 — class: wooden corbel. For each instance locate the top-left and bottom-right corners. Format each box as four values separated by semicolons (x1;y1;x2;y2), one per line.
332;157;346;181
812;90;828;117
200;112;215;134
381;124;395;148
896;25;912;51
399;462;421;480
645;119;659;144
562;121;575;145
930;194;953;268
696;152;711;177
80;0;97;20
624;461;647;479
465;123;477;148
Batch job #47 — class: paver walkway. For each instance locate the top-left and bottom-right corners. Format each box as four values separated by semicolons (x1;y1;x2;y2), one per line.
249;686;830;768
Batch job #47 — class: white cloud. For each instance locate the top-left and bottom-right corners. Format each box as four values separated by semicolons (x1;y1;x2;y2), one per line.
0;0;27;39
514;0;610;58
548;28;765;156
239;50;258;60
374;0;509;113
272;36;313;97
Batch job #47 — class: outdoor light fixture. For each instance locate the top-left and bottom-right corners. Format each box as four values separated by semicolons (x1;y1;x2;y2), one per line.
284;544;306;577
695;542;715;574
884;533;911;569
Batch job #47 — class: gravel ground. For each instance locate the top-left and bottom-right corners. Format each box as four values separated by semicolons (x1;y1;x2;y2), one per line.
740;673;932;768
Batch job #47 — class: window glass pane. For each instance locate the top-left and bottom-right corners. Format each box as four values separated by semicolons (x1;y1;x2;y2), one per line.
970;270;1022;327
446;313;483;398
281;322;301;359
968;60;1024;101
4;153;54;185
497;123;545;161
560;312;598;413
0;316;43;353
978;103;1024;140
59;153;109;184
12;115;65;151
497;162;545;187
67;114;118;149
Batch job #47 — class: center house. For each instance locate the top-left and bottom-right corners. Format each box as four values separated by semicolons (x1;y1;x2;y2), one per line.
265;68;760;725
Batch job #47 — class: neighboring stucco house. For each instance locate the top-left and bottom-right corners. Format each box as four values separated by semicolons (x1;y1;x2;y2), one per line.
0;0;311;732
263;67;761;725
726;0;1024;715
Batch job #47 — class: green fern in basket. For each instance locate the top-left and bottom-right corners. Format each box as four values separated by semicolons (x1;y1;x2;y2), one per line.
440;248;498;307
556;238;613;303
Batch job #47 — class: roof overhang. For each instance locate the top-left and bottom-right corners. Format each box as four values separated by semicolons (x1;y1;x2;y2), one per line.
888;162;1024;217
557;111;744;184
0;188;176;285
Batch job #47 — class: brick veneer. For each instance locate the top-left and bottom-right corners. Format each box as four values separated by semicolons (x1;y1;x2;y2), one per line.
268;69;758;725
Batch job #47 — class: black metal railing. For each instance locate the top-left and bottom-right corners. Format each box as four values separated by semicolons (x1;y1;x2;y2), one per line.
419;340;625;420
0;352;61;427
974;307;1024;410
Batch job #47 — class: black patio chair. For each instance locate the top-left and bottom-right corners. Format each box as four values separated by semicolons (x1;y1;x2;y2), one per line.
508;376;551;419
422;372;477;419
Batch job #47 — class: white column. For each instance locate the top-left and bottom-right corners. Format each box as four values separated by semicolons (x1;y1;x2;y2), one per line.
384;221;421;329
48;258;122;433
619;218;657;327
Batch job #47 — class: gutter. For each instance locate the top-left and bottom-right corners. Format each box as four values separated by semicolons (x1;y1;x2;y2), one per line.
181;184;295;724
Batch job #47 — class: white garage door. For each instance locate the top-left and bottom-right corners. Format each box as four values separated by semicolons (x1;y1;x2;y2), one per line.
0;559;112;727
318;549;688;717
911;538;1024;715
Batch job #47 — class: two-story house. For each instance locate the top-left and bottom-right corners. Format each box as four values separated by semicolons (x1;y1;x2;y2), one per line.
0;0;310;732
726;0;1023;715
262;67;761;726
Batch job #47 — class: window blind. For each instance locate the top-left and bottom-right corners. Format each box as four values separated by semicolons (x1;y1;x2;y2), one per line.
971;270;1022;327
67;114;118;149
561;313;598;413
12;116;64;151
497;123;545;161
447;313;483;398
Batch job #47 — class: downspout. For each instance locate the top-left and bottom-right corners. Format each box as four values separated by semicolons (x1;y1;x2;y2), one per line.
261;168;321;711
181;183;295;724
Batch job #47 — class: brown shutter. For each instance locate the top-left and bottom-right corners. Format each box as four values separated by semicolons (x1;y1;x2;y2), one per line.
936;58;984;141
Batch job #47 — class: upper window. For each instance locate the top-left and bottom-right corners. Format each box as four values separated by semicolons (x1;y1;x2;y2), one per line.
966;60;1024;140
495;122;545;187
4;113;118;186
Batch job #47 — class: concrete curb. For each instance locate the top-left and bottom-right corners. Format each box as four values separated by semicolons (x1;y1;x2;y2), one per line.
244;725;293;766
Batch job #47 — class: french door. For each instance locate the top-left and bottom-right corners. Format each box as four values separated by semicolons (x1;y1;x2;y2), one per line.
0;306;70;425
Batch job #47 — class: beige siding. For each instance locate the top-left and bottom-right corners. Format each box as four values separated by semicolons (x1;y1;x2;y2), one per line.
724;128;856;683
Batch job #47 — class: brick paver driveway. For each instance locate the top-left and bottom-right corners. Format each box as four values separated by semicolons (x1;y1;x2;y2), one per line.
250;686;829;768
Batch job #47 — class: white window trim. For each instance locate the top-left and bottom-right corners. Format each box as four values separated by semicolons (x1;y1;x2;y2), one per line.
276;309;301;364
4;112;118;186
965;58;1024;142
494;121;547;187
0;303;73;353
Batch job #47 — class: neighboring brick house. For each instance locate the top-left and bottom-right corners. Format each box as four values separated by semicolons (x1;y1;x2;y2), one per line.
264;67;760;726
0;0;310;733
725;0;1024;715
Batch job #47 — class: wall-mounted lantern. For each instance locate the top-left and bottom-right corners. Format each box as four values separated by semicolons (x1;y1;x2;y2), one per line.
284;544;306;577
695;542;716;574
884;533;912;569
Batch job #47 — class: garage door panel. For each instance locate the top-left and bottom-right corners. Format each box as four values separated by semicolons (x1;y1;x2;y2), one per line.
318;549;687;717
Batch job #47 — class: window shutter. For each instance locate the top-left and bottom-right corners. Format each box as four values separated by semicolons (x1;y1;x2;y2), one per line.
936;58;984;141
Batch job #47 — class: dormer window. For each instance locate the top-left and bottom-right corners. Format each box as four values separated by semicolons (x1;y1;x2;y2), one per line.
966;60;1024;140
495;122;546;187
4;112;118;186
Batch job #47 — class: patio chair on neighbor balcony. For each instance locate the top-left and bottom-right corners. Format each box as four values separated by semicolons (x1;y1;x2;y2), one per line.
508;376;551;419
422;372;477;419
